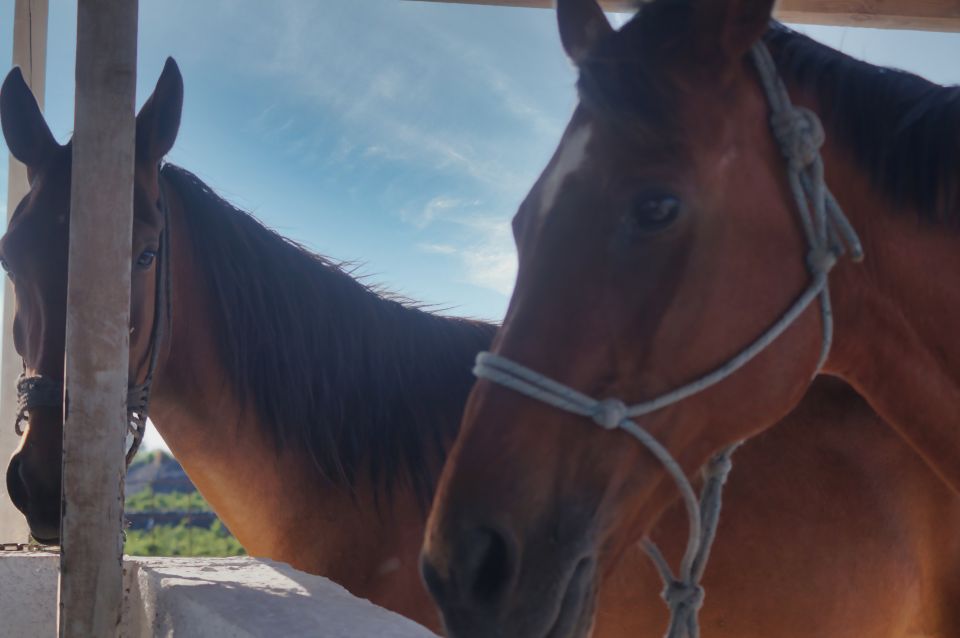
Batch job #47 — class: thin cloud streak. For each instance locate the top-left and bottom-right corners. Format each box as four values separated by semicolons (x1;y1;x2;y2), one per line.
236;1;557;199
411;197;517;297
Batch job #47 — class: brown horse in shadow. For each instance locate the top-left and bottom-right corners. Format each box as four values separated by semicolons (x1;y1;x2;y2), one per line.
3;50;957;637
421;0;960;636
1;59;493;629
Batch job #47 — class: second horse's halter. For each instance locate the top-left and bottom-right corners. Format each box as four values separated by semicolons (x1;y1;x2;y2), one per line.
14;177;172;468
473;41;863;638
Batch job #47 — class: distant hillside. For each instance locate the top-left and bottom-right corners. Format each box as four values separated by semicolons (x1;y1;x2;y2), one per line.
127;450;195;495
124;450;243;557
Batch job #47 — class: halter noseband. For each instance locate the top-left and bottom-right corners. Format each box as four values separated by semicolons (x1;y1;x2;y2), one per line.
472;42;863;638
14;178;172;468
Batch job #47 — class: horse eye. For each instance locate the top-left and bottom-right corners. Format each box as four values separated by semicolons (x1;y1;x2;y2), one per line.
0;258;12;277
136;250;157;268
629;194;682;233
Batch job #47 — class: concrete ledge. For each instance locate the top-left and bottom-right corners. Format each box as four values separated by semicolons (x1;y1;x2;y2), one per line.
0;554;438;637
0;552;59;637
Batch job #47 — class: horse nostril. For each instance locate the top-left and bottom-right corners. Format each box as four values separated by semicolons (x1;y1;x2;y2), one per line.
422;525;520;611
420;553;448;607
460;526;518;606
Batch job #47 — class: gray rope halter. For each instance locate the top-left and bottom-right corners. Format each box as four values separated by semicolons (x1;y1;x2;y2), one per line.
14;179;172;468
473;42;863;638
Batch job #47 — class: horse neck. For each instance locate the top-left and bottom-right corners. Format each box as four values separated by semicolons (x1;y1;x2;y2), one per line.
812;97;960;496
142;177;475;630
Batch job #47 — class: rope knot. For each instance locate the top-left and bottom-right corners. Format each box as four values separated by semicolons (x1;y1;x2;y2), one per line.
663;580;705;612
771;106;824;171
703;452;734;482
806;245;838;275
592;398;628;430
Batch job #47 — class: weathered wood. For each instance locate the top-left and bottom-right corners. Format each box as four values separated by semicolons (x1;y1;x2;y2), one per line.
414;0;960;32
0;0;48;543
777;0;960;30
58;0;138;636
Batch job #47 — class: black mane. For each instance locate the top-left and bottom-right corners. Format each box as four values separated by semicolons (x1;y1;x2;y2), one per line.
765;24;960;225
161;164;496;507
579;4;960;224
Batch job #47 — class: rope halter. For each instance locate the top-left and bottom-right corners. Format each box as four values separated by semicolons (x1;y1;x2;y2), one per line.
13;180;172;468
472;42;863;638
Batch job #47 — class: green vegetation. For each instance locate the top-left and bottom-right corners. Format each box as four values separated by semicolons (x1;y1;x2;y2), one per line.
125;519;245;557
126;487;210;513
124;452;245;557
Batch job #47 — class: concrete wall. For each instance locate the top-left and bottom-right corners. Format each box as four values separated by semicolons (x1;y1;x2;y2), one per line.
0;551;59;636
0;554;439;637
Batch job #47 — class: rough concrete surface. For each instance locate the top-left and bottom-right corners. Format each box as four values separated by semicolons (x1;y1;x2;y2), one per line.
0;552;59;637
0;554;439;637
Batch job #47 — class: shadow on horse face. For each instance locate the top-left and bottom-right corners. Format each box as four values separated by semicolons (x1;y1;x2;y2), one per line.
0;59;183;543
422;0;834;636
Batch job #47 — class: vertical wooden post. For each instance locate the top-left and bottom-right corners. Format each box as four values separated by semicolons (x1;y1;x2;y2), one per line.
0;0;48;543
58;0;138;636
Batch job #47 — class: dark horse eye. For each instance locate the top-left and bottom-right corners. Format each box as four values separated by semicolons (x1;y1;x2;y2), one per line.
136;250;157;268
629;194;682;233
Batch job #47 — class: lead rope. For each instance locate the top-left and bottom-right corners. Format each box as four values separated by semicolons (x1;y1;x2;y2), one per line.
473;41;863;638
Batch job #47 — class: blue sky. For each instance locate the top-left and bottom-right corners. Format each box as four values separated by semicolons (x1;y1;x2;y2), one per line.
1;1;958;451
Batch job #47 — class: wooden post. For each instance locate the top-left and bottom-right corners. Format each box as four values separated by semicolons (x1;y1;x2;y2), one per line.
0;0;48;543
410;0;960;32
58;0;138;636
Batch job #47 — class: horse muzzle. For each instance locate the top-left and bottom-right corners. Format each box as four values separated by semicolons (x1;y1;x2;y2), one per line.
6;452;61;543
421;520;599;638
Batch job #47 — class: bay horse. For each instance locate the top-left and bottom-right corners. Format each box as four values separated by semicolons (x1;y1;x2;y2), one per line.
2;38;956;637
0;59;495;628
422;1;960;636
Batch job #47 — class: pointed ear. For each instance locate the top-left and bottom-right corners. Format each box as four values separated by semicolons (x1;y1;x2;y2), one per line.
556;0;614;64
693;0;776;60
1;67;61;177
136;57;183;164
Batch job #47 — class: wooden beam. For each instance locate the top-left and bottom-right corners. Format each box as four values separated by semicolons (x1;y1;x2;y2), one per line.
58;0;138;636
1;0;48;543
415;0;960;32
777;0;960;31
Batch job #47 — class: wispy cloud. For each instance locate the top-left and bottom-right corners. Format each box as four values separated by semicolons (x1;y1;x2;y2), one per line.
403;196;480;228
417;242;457;255
456;216;517;295
139;0;566;318
409;197;517;296
223;1;562;200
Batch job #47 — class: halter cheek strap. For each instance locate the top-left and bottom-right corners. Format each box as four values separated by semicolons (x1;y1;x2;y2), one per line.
472;42;863;638
13;178;172;468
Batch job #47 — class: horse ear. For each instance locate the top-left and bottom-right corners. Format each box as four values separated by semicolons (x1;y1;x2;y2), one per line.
691;0;776;60
136;57;183;164
0;67;60;178
556;0;613;64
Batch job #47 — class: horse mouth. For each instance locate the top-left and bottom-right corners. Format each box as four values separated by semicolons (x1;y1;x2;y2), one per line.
30;532;59;545
25;516;60;545
25;509;61;545
545;556;596;638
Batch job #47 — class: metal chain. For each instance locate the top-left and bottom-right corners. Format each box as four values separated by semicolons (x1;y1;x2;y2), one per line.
0;541;60;553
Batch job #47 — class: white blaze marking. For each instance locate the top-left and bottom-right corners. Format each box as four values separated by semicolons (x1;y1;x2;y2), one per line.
539;125;593;219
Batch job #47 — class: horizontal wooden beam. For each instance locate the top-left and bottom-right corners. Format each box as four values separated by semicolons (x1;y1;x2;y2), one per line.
415;0;960;32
